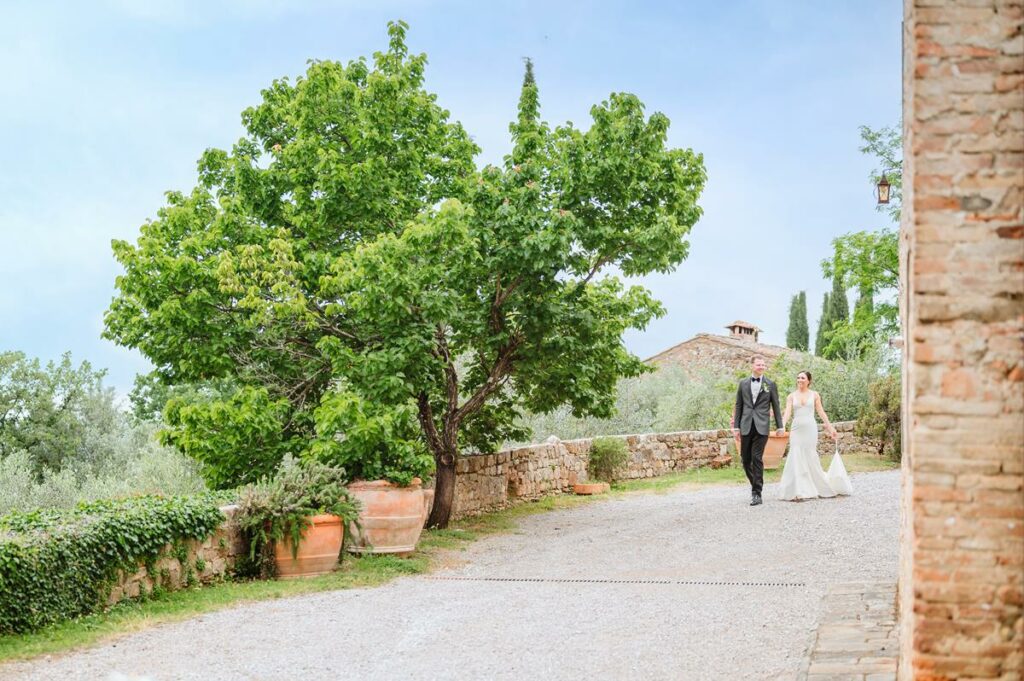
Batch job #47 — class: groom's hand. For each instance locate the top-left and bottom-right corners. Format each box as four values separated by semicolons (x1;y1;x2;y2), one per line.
775;429;785;436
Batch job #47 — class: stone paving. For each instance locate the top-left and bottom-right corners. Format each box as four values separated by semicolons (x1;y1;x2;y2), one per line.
800;581;899;681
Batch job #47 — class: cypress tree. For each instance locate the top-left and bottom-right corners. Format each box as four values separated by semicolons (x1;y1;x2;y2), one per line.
821;274;850;359
815;292;831;356
828;273;849;327
786;291;809;351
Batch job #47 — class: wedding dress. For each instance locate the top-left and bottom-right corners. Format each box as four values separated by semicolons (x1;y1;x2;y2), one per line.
777;394;851;501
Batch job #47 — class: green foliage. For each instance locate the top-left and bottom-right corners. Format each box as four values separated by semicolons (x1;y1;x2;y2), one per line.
235;459;361;576
856;374;901;459
0;352;114;475
587;437;629;483
769;351;887;423
161;386;295;489
309;391;433;486
102;23;706;527
0;494;226;634
515;366;733;442
129;372;237;424
819;273;850;359
820;228;899;358
0;422;206;516
104;22;478;488
786;291;809;351
859;124;902;223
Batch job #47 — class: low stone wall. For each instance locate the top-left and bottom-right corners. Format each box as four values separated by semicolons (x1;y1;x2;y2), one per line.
108;505;246;606
454;421;876;518
818;420;877;457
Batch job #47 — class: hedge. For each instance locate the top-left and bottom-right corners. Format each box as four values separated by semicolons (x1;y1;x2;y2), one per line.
0;495;227;634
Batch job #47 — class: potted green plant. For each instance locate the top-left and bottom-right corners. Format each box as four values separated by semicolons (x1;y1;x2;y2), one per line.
310;392;435;555
236;459;361;579
577;437;630;494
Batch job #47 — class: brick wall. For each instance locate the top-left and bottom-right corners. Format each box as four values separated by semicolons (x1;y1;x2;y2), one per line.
900;2;1024;679
453;422;873;518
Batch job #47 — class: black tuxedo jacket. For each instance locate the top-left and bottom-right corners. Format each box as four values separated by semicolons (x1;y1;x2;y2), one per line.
734;376;783;436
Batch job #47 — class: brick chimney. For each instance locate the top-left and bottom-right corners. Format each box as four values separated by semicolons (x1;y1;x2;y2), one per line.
725;320;760;343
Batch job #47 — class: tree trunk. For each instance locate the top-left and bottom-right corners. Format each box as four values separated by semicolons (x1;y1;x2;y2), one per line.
426;451;456;528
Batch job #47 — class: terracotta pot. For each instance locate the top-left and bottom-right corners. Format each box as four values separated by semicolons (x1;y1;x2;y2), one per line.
421;488;435;526
272;513;344;579
733;433;791;470
347;478;425;556
573;482;610;495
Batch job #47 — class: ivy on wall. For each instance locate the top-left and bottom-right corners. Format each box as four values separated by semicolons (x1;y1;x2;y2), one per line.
0;495;227;634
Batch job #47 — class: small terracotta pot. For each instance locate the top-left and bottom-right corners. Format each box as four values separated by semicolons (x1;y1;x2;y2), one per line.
273;514;344;579
573;482;610;495
733;433;790;470
347;478;426;556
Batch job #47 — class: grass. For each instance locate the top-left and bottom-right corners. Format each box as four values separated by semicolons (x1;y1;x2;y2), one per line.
0;451;898;663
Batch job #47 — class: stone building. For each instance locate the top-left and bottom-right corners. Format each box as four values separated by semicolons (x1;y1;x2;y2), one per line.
645;320;791;375
899;2;1023;679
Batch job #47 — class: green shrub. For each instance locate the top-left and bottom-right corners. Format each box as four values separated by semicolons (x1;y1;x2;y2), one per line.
856;374;902;459
309;391;434;486
516;366;734;443
0;494;227;634
235;459;361;577
0;423;208;516
587;437;629;483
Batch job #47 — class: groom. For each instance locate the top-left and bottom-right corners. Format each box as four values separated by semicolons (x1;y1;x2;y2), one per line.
732;355;784;506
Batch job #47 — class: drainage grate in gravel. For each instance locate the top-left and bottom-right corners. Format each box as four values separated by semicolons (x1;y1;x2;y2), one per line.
427;576;806;587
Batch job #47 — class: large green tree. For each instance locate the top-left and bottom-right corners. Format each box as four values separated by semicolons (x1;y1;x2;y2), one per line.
785;291;809;351
0;352;115;475
104;25;706;528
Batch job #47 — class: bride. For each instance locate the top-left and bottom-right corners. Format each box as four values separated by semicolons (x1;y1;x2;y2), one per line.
777;371;852;501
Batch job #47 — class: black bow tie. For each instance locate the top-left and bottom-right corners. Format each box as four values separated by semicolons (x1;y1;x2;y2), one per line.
751;377;761;382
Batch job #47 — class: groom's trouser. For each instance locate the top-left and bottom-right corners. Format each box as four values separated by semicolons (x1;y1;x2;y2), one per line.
740;430;768;496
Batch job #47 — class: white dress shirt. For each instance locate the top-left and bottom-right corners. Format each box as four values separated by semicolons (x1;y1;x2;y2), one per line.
750;376;763;402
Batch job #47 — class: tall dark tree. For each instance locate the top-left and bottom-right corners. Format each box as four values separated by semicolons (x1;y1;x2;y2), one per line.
822;274;851;359
785;291;809;351
815;292;831;357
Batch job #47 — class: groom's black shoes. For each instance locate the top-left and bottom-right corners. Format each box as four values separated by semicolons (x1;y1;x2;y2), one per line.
750;493;763;506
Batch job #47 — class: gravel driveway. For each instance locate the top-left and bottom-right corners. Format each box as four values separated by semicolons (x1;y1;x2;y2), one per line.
0;470;900;681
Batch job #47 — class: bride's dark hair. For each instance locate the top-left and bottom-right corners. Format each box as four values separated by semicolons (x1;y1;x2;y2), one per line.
797;370;812;385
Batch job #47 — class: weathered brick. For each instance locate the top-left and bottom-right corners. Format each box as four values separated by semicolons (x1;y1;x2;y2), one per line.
902;3;1024;678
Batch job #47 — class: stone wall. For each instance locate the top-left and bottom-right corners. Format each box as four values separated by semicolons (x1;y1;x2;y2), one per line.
108;505;245;606
454;421;873;518
900;2;1023;679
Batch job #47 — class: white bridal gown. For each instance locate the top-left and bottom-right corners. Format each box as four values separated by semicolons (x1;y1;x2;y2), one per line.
778;394;852;501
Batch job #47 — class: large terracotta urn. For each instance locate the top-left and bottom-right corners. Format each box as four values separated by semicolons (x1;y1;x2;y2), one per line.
733;433;790;470
763;433;790;469
347;478;426;556
273;513;344;579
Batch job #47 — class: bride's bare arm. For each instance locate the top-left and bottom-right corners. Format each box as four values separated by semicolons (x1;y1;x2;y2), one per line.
814;392;837;438
782;393;792;429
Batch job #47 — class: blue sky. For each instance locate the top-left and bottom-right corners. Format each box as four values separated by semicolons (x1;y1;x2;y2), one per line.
0;0;902;396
